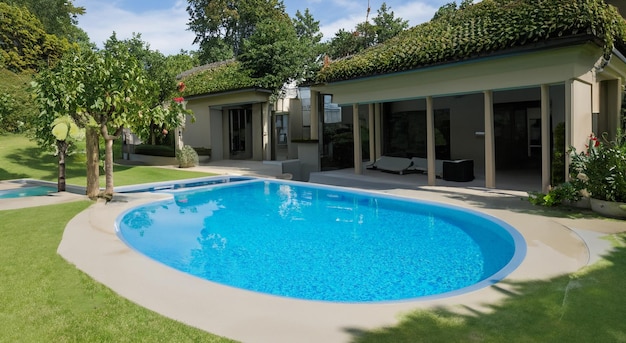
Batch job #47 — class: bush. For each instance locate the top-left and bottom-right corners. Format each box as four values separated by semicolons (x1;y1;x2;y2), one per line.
569;130;626;202
176;145;199;168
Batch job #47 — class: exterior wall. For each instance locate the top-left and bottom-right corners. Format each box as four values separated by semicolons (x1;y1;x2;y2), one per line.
210;108;223;160
183;100;211;150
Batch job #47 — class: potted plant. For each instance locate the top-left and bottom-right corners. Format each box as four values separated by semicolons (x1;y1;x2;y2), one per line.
569;130;626;219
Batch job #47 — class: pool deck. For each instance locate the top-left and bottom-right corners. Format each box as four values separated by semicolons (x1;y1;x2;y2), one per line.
4;163;625;343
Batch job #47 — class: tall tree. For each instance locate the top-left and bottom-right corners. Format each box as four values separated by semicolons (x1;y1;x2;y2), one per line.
4;0;87;43
186;0;286;63
0;3;71;72
239;14;304;91
293;8;324;80
326;2;408;59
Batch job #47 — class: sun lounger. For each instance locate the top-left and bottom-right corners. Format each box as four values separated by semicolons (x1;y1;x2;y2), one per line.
409;157;444;177
366;156;414;175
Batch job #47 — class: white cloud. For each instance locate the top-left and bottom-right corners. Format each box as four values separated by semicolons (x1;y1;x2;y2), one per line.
319;1;440;41
75;0;197;55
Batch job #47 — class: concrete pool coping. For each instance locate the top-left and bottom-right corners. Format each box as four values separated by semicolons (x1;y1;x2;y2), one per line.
54;176;625;343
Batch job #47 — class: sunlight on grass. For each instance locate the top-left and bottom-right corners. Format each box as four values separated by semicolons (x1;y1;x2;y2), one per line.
354;234;626;343
0;201;233;342
0;133;214;186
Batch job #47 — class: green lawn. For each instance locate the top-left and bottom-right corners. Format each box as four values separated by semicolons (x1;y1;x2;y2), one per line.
0;202;233;343
0;133;213;187
1;133;626;342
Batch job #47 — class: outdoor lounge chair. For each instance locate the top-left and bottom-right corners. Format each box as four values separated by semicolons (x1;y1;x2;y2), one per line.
409;157;444;177
366;156;414;175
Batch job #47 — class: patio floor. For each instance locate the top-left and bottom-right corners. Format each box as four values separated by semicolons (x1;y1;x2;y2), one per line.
4;161;624;343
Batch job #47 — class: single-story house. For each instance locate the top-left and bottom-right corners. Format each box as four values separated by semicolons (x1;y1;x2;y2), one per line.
179;0;626;192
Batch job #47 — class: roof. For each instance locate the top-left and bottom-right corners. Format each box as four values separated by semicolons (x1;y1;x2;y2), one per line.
316;0;626;84
178;59;265;97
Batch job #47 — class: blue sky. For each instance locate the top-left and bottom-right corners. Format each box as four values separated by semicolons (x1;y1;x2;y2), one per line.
74;0;453;55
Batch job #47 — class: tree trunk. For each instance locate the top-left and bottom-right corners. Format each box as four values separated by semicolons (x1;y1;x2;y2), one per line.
104;137;115;198
85;126;100;199
57;140;67;192
101;124;123;199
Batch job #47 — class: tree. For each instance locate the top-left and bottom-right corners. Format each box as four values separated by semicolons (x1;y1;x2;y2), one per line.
293;8;324;80
32;39;188;199
104;34;196;145
326;2;408;59
0;3;71;72
372;3;409;43
186;0;286;63
31;47;96;194
239;14;305;91
4;0;87;43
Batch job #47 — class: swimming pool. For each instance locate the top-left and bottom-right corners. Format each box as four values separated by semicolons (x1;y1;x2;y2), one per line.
116;179;526;302
115;176;253;193
0;185;56;199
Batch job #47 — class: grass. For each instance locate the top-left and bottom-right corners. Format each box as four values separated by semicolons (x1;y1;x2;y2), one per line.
353;234;626;342
0;201;233;342
0;133;213;187
2;133;626;342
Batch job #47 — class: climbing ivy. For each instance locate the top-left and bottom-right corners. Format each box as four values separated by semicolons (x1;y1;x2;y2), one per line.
316;0;626;83
179;60;262;97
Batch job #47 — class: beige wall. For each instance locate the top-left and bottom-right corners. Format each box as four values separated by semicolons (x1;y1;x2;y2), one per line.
184;100;212;149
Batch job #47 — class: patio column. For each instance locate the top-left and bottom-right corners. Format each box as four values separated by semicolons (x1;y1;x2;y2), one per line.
541;84;551;193
484;90;496;188
368;103;375;163
426;96;436;186
263;101;271;160
310;90;319;140
374;103;382;159
353;104;363;174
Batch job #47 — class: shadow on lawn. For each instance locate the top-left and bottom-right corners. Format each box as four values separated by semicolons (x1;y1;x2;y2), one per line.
347;234;626;343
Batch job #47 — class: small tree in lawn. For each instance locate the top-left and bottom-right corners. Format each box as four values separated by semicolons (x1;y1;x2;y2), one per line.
50;116;84;191
32;39;186;199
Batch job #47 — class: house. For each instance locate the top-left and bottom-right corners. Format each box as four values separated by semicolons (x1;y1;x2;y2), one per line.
180;0;626;191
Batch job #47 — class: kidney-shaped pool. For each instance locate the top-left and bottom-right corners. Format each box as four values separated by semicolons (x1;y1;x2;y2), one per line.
116;179;526;303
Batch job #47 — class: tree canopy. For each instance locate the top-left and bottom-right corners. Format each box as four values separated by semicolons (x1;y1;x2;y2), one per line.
4;0;87;43
186;0;287;63
326;2;408;59
0;3;72;72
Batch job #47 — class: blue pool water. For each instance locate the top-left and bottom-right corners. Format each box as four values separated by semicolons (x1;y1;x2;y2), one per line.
117;180;526;302
0;185;56;199
116;176;253;193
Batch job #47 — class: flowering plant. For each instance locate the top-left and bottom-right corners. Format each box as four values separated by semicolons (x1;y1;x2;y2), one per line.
569;130;626;202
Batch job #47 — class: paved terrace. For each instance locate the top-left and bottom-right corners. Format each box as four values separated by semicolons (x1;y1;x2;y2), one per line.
2;161;625;343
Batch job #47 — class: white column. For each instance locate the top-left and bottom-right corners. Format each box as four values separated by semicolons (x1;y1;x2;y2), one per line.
368;103;375;163
353;104;363;174
484;90;496;188
426;96;436;186
263;102;271;160
541;85;551;193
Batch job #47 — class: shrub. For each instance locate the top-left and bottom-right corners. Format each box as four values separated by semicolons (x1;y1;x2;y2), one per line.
176;145;199;168
569;130;626;202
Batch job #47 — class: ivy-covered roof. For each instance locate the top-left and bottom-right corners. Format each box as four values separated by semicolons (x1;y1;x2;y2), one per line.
179;59;264;97
316;0;626;84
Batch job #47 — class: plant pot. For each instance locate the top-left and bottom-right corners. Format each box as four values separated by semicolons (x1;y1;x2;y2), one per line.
564;196;591;209
590;198;626;219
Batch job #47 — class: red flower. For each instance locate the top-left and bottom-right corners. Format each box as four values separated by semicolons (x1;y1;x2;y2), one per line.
177;82;186;92
173;97;184;104
162;129;168;135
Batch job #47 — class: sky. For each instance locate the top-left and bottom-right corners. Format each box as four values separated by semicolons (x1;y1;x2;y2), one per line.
73;0;453;56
